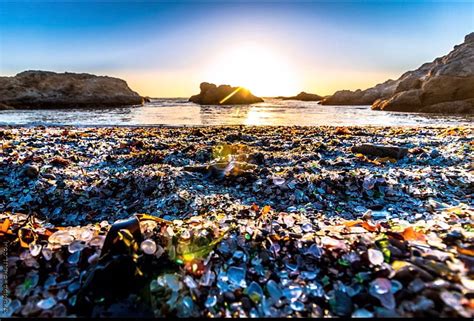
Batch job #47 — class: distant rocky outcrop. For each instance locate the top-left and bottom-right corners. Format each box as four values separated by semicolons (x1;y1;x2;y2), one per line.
320;79;398;106
0;71;144;109
277;91;323;101
321;32;474;114
189;82;263;105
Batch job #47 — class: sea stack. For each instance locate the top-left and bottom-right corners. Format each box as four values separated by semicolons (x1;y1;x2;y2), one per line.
189;82;264;105
0;70;145;109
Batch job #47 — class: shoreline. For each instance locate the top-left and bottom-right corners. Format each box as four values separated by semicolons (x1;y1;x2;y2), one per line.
1;123;473;129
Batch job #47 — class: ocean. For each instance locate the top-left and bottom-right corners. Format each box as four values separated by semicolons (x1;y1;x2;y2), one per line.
0;98;472;127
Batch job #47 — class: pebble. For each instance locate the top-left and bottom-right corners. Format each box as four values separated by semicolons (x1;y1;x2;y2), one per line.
368;248;384;265
266;280;282;301
23;165;39;178
246;281;264;303
36;297;56;310
272;176;286;186
227;266;246;288
28;244;42;257
68;240;85;253
204;295;217;308
140;239;157;255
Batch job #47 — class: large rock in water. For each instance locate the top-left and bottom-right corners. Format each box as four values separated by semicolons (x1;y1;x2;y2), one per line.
189;82;263;105
278;91;323;101
0;70;144;109
321;33;474;114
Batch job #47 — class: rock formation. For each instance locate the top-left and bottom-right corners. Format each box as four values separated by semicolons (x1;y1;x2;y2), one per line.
0;71;144;109
277;91;323;101
321;32;474;114
320;79;398;106
189;82;263;105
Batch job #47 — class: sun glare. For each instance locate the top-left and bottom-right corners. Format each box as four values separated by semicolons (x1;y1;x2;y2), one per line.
203;43;301;97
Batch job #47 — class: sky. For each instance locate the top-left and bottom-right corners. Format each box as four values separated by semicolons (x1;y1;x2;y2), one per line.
0;0;473;97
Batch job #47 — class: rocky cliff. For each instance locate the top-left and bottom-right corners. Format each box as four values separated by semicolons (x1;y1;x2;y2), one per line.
189;82;263;105
321;33;474;114
0;71;144;109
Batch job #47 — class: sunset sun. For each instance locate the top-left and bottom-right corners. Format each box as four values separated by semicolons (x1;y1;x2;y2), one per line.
203;43;301;97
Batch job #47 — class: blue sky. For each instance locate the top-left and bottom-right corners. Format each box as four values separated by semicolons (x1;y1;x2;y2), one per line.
1;0;473;96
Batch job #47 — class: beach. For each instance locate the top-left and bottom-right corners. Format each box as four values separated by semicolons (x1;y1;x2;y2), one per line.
1;125;472;317
1;0;474;318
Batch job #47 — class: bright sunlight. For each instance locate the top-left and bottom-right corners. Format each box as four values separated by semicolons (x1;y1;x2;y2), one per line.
203;43;301;97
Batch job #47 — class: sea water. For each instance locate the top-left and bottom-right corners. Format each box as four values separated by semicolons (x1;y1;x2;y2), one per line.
0;98;472;127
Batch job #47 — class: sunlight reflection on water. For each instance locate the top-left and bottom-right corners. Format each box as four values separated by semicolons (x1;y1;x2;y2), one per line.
0;98;472;127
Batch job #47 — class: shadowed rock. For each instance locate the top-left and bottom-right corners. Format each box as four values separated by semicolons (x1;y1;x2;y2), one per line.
189;82;264;105
352;144;408;160
321;33;474;114
277;91;323;101
0;70;145;109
